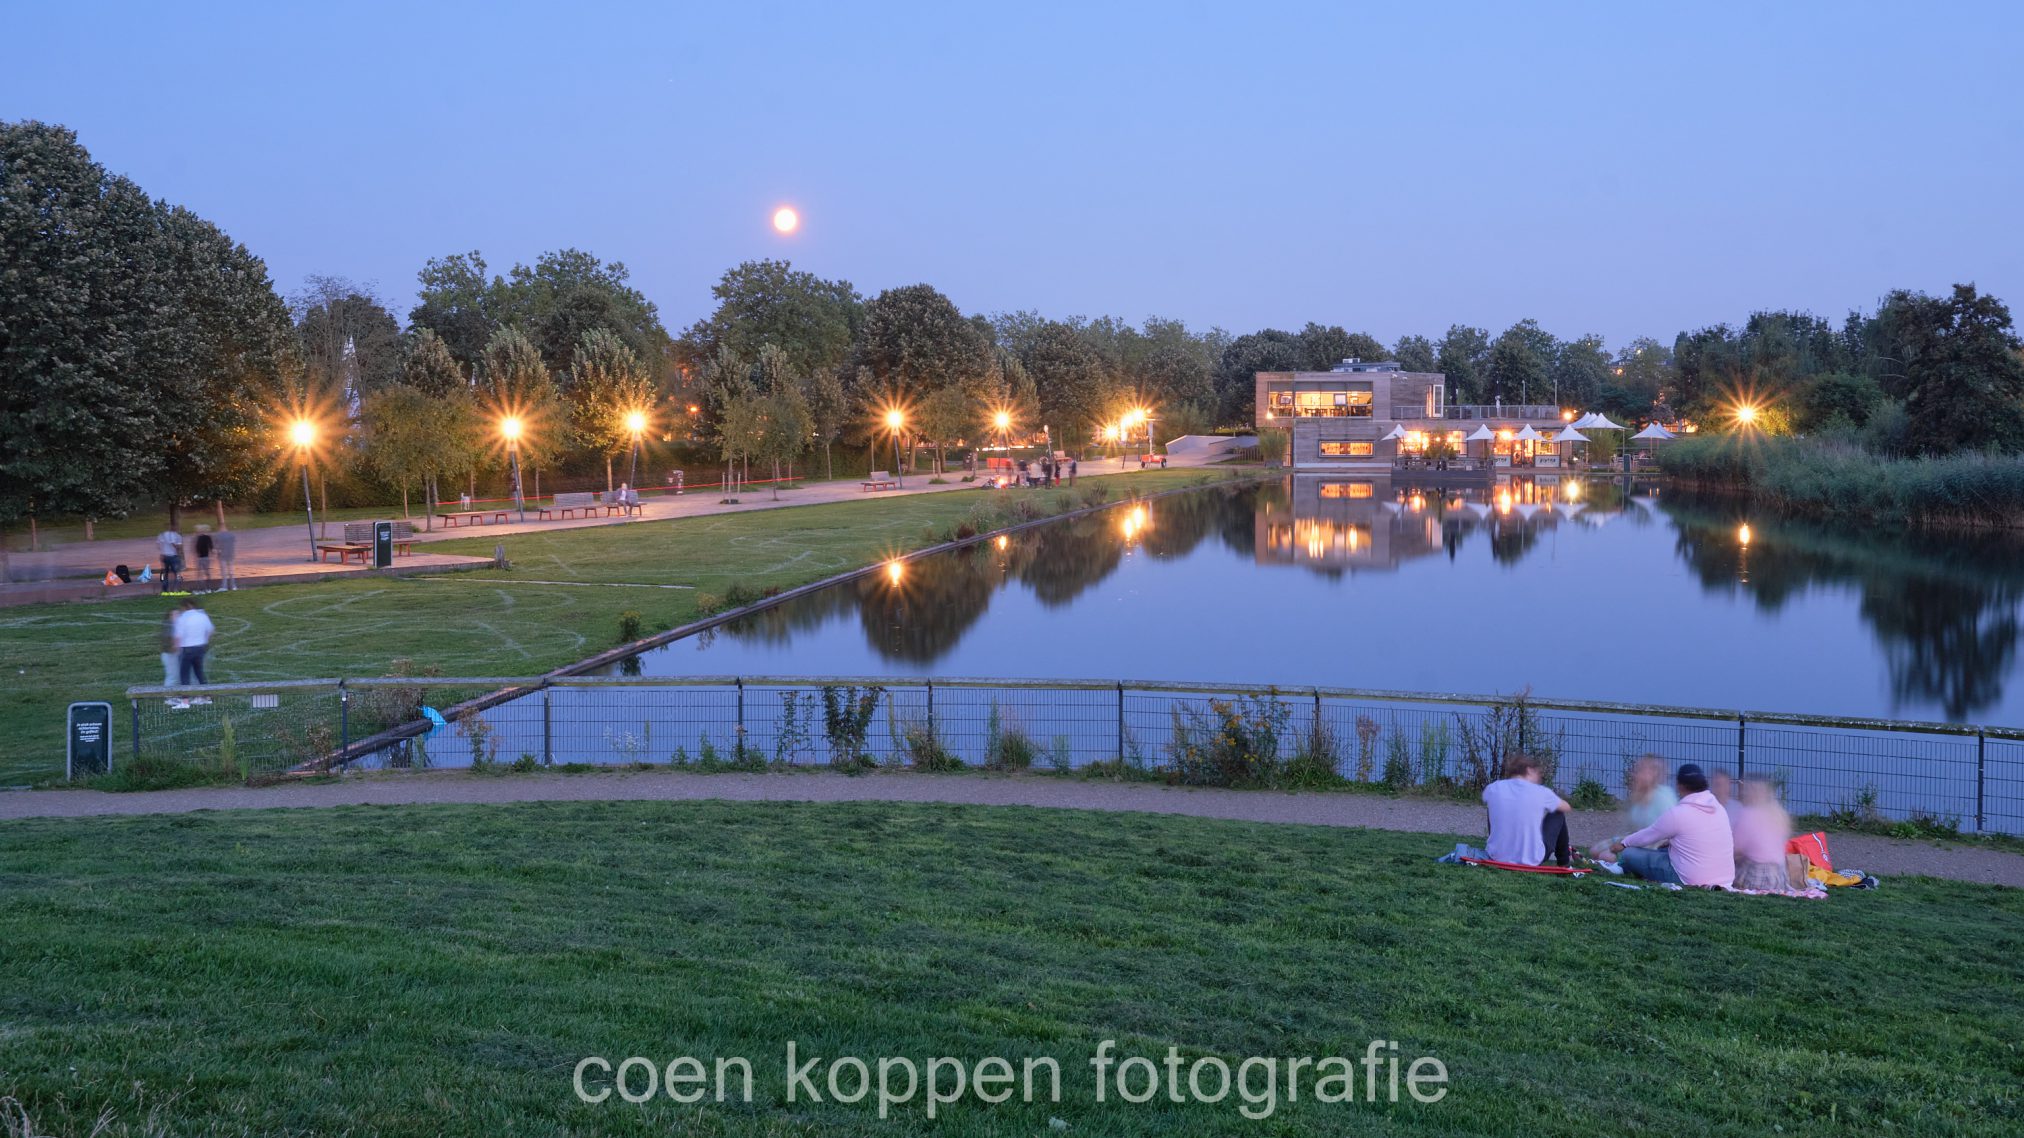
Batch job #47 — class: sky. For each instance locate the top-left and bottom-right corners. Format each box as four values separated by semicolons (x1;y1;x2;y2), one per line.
8;1;2022;348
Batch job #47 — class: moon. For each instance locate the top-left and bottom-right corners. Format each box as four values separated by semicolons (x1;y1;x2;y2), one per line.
772;206;799;234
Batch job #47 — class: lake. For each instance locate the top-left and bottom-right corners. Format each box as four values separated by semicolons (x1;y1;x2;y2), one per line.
618;475;2024;727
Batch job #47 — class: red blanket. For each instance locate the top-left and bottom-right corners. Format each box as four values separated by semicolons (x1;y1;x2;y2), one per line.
1460;857;1591;876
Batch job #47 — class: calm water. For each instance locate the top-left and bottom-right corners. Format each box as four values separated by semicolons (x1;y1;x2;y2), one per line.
618;476;2024;727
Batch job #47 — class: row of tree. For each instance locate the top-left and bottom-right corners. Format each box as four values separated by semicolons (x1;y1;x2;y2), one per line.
7;118;2021;539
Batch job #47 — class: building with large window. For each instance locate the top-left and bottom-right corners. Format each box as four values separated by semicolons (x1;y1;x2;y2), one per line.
1254;360;1569;470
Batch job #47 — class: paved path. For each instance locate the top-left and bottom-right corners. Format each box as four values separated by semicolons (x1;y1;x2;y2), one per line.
1;455;1228;604
4;770;2017;887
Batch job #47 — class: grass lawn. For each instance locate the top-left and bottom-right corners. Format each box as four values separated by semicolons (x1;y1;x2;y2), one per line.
0;469;1236;784
0;801;2015;1136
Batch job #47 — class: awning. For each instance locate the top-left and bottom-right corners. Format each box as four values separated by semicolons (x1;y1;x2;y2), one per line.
1465;425;1497;442
1551;426;1589;443
1632;422;1677;440
1514;425;1545;441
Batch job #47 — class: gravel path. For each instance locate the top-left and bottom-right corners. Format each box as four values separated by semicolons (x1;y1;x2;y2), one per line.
5;770;2018;887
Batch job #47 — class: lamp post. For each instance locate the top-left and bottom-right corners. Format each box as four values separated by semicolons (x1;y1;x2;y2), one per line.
502;416;526;522
625;410;646;500
885;409;905;487
290;420;316;562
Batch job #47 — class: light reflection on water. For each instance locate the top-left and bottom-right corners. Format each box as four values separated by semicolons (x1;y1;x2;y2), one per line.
611;476;2024;727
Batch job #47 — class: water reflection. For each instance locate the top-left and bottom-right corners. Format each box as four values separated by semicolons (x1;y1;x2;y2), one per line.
1667;496;2024;720
629;478;2023;723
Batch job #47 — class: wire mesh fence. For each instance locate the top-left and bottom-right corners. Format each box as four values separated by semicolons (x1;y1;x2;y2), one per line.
120;675;2024;835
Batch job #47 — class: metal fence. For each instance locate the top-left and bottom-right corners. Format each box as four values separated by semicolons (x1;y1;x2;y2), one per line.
121;675;2024;836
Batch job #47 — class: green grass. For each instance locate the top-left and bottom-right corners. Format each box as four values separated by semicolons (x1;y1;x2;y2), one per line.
0;469;1238;783
0;801;2015;1136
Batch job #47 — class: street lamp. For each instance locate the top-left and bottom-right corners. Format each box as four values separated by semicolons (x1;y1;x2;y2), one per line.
289;419;316;562
502;416;526;522
625;410;647;500
1734;403;1760;428
885;409;905;487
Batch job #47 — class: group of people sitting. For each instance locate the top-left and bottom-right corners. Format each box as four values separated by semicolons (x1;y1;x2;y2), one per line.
1483;753;1793;890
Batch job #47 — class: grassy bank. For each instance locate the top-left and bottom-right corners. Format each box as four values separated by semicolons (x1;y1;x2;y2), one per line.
1658;435;2024;526
1;800;2016;1136
0;469;1238;784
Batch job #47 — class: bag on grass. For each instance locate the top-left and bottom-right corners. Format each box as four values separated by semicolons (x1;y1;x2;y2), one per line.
1787;832;1832;872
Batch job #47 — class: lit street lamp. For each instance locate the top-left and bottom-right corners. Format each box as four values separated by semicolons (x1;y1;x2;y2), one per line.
625;409;647;501
1734;403;1760;428
885;409;906;487
502;416;526;522
290;419;316;562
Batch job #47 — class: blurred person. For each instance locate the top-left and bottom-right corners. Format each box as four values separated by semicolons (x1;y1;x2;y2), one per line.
1610;764;1736;887
1732;777;1795;891
213;526;237;590
193;525;214;590
173;597;215;687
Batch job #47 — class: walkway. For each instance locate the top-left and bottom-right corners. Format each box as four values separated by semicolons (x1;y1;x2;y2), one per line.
1;454;1227;606
4;770;2017;887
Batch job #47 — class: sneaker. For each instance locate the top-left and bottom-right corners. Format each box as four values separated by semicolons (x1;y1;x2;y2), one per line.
191;696;213;706
166;698;191;710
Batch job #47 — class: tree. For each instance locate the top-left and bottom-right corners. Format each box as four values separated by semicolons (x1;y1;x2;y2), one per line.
504;248;673;384
1213;330;1304;423
1021;320;1115;445
409;251;500;370
701;346;758;490
401;329;468;397
1803;372;1886;430
1295;323;1384;370
294;276;402;406
915;386;974;474
1394;334;1438;372
569;328;657;491
1488;321;1550;404
1615;338;1673;407
1436;325;1491;404
360;384;439;517
1886;285;2024;455
681;259;861;379
807;369;849;480
480;326;566;473
754;384;813;498
853;284;991;399
1552;334;1611;409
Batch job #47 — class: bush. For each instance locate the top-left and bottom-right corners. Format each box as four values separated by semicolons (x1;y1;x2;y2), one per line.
902;722;963;772
983;704;1037;771
617;610;643;643
1658;435;2024;527
1570;777;1615;810
1168;695;1291;787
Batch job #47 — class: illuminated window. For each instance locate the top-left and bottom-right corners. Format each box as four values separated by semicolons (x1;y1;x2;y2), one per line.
1318;441;1375;457
1318;481;1375;499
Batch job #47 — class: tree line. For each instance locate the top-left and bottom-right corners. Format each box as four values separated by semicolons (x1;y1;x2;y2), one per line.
7;119;2021;540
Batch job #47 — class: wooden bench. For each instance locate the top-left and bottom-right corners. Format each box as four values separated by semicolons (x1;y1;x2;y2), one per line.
320;521;417;562
441;509;508;526
539;491;597;519
601;493;643;516
861;471;898;492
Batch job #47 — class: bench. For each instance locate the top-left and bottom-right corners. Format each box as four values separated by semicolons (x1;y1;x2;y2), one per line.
442;509;508;526
539;491;597;519
319;521;417;562
601;492;643;516
861;471;898;492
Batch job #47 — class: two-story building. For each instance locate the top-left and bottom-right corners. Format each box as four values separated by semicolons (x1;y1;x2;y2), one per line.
1254;360;1570;471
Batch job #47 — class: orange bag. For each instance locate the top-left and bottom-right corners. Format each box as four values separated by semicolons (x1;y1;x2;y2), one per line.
1787;832;1833;872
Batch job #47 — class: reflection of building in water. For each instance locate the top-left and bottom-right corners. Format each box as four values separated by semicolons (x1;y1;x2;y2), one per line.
1257;474;1579;573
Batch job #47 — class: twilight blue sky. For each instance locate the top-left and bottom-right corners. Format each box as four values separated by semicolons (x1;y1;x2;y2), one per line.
8;1;2021;347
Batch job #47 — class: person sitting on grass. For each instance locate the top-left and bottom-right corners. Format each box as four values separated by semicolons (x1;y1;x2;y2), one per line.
1609;763;1735;887
1482;754;1573;868
1732;777;1794;892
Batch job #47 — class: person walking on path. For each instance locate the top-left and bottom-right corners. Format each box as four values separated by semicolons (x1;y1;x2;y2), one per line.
172;597;215;686
193;526;215;591
213;526;237;590
155;525;183;593
157;606;180;686
1069;458;1078;485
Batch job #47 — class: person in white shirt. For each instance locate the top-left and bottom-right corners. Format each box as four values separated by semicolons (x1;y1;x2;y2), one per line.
172;598;216;686
1482;754;1573;867
156;527;183;591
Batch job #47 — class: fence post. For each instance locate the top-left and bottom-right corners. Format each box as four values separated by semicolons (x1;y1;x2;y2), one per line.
1977;731;1987;833
339;679;350;759
542;683;553;764
1736;714;1747;780
1116;682;1126;762
736;677;746;746
130;697;140;762
926;679;935;735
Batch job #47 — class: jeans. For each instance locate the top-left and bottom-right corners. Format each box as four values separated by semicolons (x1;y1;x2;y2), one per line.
1620;845;1680;884
218;556;235;589
178;644;208;686
161;651;179;686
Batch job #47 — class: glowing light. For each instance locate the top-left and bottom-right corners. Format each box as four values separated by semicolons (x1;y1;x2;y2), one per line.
1104;424;1121;441
288;419;315;449
772;206;799;234
1496;489;1513;515
1121;504;1149;541
1738;523;1753;546
994;534;1008;551
1562;409;1577;422
687;404;701;415
1497;429;1513;442
1563;480;1583;502
884;409;905;431
625;411;647;435
885;559;904;585
1734;403;1759;426
501;417;523;442
993;411;1011;431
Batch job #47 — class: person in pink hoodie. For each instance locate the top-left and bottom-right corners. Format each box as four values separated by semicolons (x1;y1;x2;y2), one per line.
1608;764;1736;887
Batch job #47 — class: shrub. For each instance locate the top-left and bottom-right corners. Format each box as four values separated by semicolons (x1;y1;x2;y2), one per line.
1382;735;1413;790
1168;695;1291;788
1080;485;1110;507
953;523;977;540
1258;428;1289;464
1569;776;1615;810
902;722;963;772
983;703;1037;771
821;684;884;769
617;610;643;643
1283;719;1344;788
